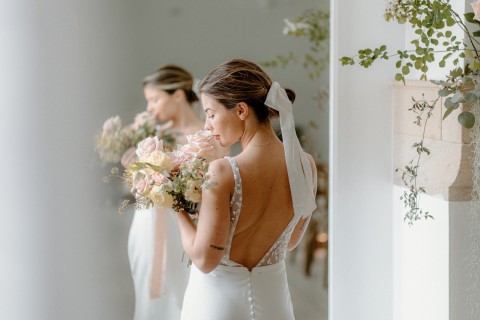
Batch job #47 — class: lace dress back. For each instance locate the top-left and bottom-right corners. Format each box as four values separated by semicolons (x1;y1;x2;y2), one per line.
220;157;300;268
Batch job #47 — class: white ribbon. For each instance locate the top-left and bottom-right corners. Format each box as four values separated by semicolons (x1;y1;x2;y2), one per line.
265;82;316;219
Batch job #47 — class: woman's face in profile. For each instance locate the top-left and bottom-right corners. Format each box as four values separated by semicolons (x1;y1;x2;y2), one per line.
144;86;176;122
202;93;242;147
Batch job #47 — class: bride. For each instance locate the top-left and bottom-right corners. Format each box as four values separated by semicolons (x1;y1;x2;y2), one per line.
126;64;204;320
173;59;318;319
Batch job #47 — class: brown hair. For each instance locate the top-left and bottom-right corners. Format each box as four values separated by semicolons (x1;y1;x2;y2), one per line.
142;64;198;103
198;59;295;123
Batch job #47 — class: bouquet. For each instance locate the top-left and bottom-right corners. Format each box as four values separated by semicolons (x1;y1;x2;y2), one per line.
95;111;158;165
121;130;222;215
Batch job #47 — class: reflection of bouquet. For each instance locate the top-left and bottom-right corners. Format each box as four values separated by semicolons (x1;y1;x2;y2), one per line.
122;130;221;215
95;111;158;164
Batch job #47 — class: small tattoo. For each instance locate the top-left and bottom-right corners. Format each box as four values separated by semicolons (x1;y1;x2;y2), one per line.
210;244;225;251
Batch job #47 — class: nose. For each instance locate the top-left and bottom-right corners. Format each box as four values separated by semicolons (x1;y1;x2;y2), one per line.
204;118;212;131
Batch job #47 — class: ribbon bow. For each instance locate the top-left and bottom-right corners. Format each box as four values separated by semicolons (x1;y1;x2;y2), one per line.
264;82;316;219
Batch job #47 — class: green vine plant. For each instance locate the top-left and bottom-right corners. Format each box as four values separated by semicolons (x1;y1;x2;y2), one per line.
261;9;330;80
260;8;330;160
340;0;479;129
340;0;480;224
396;95;438;225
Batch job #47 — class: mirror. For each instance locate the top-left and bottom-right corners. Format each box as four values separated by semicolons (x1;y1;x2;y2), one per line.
1;0;329;319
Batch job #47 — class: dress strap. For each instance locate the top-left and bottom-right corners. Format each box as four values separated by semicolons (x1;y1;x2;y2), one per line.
223;157;243;264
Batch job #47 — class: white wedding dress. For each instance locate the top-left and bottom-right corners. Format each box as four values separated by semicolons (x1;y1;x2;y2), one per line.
128;126;190;320
181;157;301;320
128;206;190;320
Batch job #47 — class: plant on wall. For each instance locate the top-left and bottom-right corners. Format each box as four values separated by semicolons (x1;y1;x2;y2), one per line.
340;0;480;225
260;8;330;156
261;9;329;80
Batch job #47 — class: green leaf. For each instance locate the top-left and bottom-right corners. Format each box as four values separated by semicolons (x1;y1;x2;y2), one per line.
395;73;403;81
438;89;452;97
439;60;446;68
446;17;455;27
474;31;480;37
464;12;475;23
445;30;452;38
443;105;457;120
451;90;463;103
402;66;410;75
444;97;454;108
458;111;475;129
465;93;477;103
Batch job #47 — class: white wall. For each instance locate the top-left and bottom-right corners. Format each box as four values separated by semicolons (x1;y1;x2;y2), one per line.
330;0;404;319
1;1;328;319
393;187;450;320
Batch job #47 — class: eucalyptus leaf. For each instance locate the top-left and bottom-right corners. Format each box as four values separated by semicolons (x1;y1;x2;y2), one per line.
464;92;477;104
442;105;457;120
450;90;463;103
458;111;475;129
438;89;452;97
444;97;455;108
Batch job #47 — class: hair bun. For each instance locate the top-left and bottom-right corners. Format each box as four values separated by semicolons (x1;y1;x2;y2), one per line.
284;88;296;103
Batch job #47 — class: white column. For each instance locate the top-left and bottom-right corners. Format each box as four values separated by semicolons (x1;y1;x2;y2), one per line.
329;0;404;319
1;1;138;319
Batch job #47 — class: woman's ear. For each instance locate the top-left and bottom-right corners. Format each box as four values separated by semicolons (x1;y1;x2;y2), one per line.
236;102;249;121
173;89;186;101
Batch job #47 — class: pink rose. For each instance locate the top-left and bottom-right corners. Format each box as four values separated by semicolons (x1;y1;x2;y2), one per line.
182;130;216;161
131;111;157;131
472;0;480;21
121;147;138;168
136;136;163;159
134;175;151;194
167;150;187;168
151;172;169;185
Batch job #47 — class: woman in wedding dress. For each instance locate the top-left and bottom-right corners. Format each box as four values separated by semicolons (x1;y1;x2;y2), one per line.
173;59;318;320
126;65;204;320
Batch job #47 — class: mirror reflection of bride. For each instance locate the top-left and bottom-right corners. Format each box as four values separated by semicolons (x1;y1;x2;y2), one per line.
127;65;203;320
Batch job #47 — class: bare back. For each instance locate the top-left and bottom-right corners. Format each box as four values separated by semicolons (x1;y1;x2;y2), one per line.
228;142;295;269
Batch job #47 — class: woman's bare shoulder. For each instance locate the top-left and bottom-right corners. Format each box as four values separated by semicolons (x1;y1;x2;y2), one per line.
207;158;234;186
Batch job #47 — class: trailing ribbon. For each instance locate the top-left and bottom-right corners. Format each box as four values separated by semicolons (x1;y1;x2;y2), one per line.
264;82;316;219
150;207;168;298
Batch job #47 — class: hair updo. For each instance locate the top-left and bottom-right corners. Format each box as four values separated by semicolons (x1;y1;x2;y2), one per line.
198;59;295;123
142;64;199;104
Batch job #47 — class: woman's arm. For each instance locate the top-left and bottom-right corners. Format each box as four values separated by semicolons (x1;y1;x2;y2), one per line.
287;153;318;250
173;158;233;273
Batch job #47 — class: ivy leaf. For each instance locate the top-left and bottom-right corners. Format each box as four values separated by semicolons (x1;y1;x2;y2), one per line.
458;111;475;129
